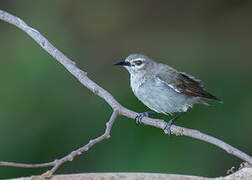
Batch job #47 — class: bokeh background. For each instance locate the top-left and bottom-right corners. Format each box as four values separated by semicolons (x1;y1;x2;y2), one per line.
0;0;252;179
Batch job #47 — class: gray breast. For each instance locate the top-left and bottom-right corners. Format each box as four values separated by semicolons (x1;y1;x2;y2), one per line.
131;75;198;114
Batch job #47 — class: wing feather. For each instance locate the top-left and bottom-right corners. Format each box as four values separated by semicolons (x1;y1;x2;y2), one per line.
156;64;221;101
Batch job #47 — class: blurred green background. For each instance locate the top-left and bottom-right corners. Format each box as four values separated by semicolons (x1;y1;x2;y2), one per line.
0;0;252;179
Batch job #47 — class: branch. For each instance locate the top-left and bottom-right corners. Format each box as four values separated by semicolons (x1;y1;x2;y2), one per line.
0;110;119;177
0;10;252;177
8;168;252;180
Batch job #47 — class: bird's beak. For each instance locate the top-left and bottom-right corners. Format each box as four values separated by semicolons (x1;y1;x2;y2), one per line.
114;61;131;66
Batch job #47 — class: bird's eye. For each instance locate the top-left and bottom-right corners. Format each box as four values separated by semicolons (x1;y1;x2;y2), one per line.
134;60;142;66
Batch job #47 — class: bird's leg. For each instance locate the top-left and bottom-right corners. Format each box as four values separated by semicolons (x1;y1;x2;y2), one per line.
135;111;156;124
164;112;185;136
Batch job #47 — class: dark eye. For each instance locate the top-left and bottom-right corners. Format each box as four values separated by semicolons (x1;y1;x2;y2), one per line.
134;60;142;66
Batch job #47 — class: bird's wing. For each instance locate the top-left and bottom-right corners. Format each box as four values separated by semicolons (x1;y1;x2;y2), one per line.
156;64;221;101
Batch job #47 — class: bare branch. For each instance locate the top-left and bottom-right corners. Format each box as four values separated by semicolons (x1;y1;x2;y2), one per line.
0;161;54;168
49;109;119;174
0;9;251;177
8;168;252;180
120;108;252;164
0;110;118;177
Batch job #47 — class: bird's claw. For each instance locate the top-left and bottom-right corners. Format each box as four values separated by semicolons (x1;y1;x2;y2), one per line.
163;112;184;136
135;112;149;124
163;121;173;136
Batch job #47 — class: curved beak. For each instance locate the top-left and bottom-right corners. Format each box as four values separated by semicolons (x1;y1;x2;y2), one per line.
114;61;131;66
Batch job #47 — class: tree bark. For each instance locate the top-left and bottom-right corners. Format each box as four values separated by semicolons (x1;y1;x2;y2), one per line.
9;168;252;180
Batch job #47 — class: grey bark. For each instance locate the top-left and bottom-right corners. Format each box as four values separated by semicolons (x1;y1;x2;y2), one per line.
9;168;252;180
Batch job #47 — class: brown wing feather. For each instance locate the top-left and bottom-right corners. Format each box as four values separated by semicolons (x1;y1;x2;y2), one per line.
156;63;221;102
177;73;221;101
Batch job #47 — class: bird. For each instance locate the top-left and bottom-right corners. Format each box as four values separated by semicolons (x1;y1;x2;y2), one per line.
114;54;221;135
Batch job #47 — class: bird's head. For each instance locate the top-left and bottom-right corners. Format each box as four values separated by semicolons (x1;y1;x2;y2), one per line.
114;54;154;75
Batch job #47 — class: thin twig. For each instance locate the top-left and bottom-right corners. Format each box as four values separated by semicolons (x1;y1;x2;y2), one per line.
49;109;119;174
0;161;54;168
0;9;251;176
0;110;119;178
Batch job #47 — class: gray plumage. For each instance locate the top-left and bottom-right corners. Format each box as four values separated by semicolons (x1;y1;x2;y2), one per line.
115;54;220;115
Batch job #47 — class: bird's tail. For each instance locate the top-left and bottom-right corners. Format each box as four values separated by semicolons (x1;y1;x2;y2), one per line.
197;99;210;106
197;98;223;106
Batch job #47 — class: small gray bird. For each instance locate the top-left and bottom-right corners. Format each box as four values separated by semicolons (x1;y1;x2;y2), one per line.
114;54;221;135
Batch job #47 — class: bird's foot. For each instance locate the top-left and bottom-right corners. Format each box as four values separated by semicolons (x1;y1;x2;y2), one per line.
135;111;155;124
163;119;175;136
163;112;185;136
135;112;149;124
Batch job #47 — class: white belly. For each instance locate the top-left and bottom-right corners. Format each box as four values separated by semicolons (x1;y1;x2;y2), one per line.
130;75;198;114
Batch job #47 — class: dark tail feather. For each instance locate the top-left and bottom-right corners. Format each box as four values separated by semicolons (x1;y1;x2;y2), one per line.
198;90;223;104
197;99;210;106
203;91;222;103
